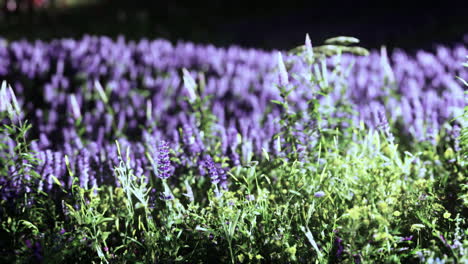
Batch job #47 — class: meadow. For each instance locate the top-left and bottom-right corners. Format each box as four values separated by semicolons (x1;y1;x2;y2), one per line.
0;35;466;263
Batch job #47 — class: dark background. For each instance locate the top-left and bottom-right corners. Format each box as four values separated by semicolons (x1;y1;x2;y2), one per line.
1;0;467;52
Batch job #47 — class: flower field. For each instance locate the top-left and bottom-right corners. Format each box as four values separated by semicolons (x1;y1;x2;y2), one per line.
0;35;467;263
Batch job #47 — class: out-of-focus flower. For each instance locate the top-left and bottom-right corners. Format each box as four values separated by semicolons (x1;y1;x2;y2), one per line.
157;141;173;180
400;235;413;241
376;110;394;144
76;149;90;189
335;237;344;259
182;124;203;155
314;191;326;198
200;155;228;189
426;257;444;264
182;68;197;103
159;192;174;200
277;52;289;86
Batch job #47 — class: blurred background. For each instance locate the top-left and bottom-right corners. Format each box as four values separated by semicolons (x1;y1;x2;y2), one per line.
1;0;467;51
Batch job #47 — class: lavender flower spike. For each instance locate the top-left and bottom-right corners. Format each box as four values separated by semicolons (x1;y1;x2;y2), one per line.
277;52;289;86
182;68;197;103
314;191;326;198
305;33;314;62
157;141;173;179
201;155;228;188
182;124;203;155
376;110;395;144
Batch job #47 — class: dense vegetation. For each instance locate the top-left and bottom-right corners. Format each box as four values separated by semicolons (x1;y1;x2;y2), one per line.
0;35;466;263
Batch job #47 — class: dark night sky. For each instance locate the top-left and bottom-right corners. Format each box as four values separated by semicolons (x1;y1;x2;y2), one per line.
1;0;467;51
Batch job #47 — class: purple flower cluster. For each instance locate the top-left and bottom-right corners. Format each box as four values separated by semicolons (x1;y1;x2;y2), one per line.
182;123;204;156
199;155;228;189
0;36;465;194
376;110;394;143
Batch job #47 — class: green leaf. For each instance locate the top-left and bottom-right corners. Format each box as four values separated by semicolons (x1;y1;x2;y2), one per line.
300;225;323;258
51;175;63;187
410;224;425;232
97;217;115;225
271;100;284;106
288;190;302;196
324;36;360;45
262;148;270;161
456;76;468;87
348;47;370;56
19;220;39;234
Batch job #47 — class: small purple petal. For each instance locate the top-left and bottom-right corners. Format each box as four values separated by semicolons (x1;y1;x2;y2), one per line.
314;191;326;198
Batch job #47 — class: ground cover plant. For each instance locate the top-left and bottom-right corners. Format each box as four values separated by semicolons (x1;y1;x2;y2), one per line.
0;35;467;263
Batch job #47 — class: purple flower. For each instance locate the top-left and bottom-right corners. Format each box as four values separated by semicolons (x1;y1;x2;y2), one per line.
200;155;228;189
401;235;413;241
76;149;90;189
182;124;203;155
156;141;173;180
44;149;55;191
277;52;289;86
451;125;461;151
439;234;449;247
335;237;344;259
201;155;218;182
24;239;43;261
314;191;326;198
159;192;174;200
